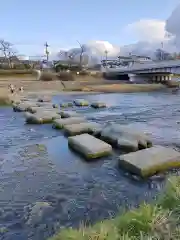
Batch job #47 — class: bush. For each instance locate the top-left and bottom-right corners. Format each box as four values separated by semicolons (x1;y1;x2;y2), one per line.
79;70;89;76
0;69;33;75
40;72;55;81
56;72;75;81
91;71;103;78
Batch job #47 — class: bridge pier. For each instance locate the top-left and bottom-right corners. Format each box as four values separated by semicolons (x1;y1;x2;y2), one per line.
150;74;173;83
128;74;173;83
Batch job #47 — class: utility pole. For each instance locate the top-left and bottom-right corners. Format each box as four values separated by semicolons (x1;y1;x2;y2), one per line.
104;50;108;68
44;42;49;62
161;42;164;61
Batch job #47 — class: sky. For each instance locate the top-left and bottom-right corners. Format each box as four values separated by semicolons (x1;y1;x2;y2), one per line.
1;0;180;58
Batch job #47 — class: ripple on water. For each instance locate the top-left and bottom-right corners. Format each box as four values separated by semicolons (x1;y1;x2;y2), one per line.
0;92;180;239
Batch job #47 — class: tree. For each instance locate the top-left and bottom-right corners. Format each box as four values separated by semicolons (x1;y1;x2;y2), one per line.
77;41;86;70
0;39;17;68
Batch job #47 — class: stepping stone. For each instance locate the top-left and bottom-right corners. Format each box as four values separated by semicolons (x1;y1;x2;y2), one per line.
59;110;80;118
100;123;152;150
36;102;57;108
25;111;60;124
53;117;86;129
28;106;58;114
64;122;102;136
119;145;180;177
117;138;139;152
68;133;112;159
37;96;51;102
60;102;73;108
91;102;106;108
13;102;38;112
74;99;89;106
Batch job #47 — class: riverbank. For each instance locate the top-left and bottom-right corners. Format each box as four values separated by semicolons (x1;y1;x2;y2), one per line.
83;83;167;93
50;175;180;240
0;75;170;100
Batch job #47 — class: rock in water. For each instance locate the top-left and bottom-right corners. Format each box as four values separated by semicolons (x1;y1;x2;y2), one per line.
59;110;80;118
73;99;89;107
119;145;180;177
100;123;152;151
60;102;73;108
64;122;102;136
68;133;112;159
25;111;60;124
91;102;107;108
13;102;38;112
24;202;53;226
53;117;86;129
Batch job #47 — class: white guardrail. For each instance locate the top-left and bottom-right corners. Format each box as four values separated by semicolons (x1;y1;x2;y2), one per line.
105;59;180;73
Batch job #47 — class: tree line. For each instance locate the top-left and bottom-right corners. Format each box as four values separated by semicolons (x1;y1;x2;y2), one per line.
0;38;180;71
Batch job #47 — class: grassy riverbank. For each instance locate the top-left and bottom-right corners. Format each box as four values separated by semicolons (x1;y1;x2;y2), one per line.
50;176;180;240
0;89;12;106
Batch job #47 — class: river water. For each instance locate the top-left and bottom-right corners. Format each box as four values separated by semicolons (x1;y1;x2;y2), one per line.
1;91;180;240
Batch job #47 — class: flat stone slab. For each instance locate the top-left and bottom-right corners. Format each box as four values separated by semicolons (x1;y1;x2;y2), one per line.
53;117;86;129
100;123;152;150
117;138;139;152
59;110;80;118
13;102;38;112
60;102;73;108
73;99;89;107
68;133;112;159
64;122;102;136
25;111;60;124
91;102;107;108
36;102;58;108
28;106;59;114
119;145;180;177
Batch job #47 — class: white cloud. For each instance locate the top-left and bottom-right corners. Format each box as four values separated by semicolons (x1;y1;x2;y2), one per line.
53;3;180;63
125;19;167;42
166;4;180;48
84;41;120;57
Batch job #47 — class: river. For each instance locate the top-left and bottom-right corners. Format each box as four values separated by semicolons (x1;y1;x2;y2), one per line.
0;91;180;240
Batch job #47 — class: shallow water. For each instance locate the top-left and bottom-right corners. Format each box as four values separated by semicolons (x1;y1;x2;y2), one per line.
1;92;180;239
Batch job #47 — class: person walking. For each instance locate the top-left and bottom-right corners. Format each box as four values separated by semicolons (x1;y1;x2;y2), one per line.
9;84;15;94
19;86;24;92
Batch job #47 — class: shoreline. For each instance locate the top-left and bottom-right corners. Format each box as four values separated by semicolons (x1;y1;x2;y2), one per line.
0;83;171;105
50;176;180;239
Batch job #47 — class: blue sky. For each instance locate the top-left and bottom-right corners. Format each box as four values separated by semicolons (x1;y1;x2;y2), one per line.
1;0;179;56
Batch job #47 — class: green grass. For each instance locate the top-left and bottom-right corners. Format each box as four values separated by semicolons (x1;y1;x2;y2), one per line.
0;69;34;78
0;95;11;106
49;176;180;240
0;69;33;75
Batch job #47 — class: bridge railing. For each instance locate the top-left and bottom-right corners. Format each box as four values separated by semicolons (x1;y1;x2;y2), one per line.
106;59;180;73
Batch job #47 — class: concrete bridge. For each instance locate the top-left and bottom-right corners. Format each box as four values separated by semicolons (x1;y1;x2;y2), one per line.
102;59;180;83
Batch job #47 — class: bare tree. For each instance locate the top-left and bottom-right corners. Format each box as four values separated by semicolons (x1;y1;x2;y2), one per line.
0;39;16;68
77;40;86;70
